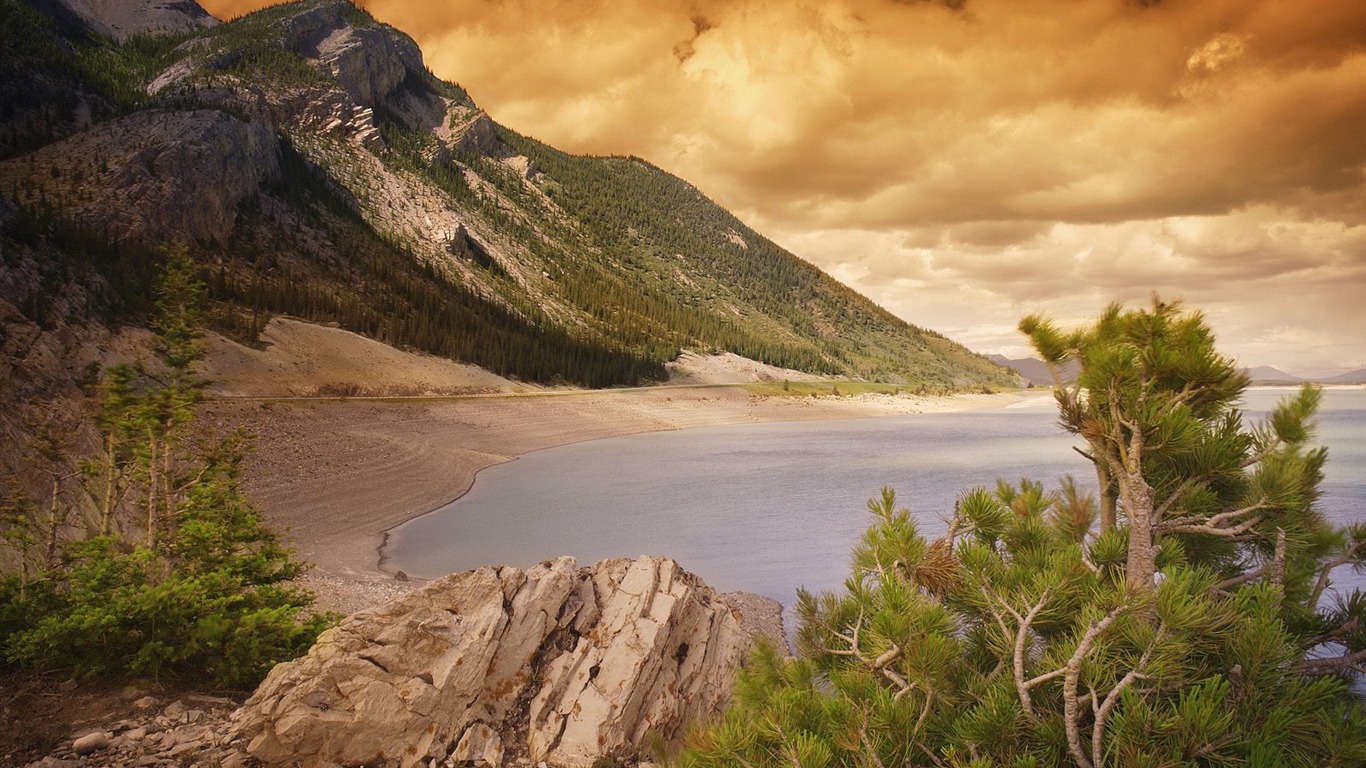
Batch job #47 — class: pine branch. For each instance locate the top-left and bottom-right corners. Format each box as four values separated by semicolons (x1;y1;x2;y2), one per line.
1297;647;1366;676
1161;515;1265;538
1007;587;1055;721
1309;550;1363;608
1091;626;1163;767
1307;616;1360;647
1064;606;1128;768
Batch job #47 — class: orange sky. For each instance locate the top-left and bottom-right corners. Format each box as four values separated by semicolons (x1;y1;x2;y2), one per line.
202;0;1366;374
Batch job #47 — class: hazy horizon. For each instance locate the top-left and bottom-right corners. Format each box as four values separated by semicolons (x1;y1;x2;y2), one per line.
202;0;1366;376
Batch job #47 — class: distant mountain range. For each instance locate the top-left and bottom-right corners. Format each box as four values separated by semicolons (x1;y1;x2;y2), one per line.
1320;368;1366;385
0;0;1015;391
988;356;1365;387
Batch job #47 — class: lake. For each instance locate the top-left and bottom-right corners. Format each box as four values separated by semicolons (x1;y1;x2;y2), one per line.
386;387;1366;609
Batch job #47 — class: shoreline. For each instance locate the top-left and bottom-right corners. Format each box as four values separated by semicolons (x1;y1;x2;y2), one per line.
202;385;1042;613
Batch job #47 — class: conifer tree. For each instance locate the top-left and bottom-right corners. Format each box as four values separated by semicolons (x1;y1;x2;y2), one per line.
1;244;330;687
682;298;1366;768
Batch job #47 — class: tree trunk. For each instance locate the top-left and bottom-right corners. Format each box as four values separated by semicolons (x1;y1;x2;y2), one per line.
1095;460;1116;534
162;437;172;525
1122;471;1157;590
146;430;158;552
101;433;116;536
45;477;61;568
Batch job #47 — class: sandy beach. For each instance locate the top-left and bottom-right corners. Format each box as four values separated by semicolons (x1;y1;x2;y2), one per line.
198;318;1036;611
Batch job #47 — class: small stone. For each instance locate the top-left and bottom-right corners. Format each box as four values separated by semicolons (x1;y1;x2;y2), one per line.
394;570;409;581
133;695;160;710
119;685;148;701
186;694;237;708
166;740;204;757
72;730;110;755
124;726;149;741
163;700;188;719
58;678;78;692
135;756;165;767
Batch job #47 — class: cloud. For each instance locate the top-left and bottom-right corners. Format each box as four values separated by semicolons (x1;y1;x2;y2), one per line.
775;206;1366;372
673;14;717;63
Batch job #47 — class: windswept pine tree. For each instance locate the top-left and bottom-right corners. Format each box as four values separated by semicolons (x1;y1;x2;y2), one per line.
683;299;1366;767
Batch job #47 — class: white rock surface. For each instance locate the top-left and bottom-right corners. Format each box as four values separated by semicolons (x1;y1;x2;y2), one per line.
234;556;753;768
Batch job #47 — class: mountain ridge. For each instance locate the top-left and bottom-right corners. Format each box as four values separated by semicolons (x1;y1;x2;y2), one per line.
0;0;1016;391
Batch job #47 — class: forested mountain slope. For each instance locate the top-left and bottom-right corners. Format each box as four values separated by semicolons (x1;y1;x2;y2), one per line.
0;0;1014;390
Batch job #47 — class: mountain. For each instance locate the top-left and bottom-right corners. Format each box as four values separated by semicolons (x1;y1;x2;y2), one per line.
985;354;1077;387
0;0;1015;392
1322;368;1366;385
1242;365;1304;385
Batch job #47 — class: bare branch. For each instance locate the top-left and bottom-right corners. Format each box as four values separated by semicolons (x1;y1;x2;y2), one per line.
1298;647;1366;676
857;711;888;768
1064;606;1128;768
1211;567;1266;595
1307;616;1360;647
1080;548;1102;575
1192;734;1236;760
1092;626;1164;767
1024;667;1066;689
1162;515;1264;538
1010;587;1055;721
1159;498;1269;532
1153;476;1202;521
1270;529;1286;588
917;743;948;768
1309;551;1360;608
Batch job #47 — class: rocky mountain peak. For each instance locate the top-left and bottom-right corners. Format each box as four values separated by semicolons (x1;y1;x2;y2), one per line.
280;0;437;124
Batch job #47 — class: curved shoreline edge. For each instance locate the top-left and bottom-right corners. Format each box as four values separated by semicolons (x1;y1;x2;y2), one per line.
373;388;1043;576
203;387;1040;611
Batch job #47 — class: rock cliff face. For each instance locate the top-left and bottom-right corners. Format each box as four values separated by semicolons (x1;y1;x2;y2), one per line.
5;108;280;245
234;556;754;768
58;0;217;41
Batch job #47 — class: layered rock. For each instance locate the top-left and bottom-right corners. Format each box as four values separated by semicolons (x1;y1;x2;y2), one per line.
57;0;217;41
0;108;280;245
234;556;754;768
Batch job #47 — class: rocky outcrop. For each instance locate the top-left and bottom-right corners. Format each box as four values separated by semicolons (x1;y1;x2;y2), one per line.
234;556;754;768
453;111;515;159
284;0;446;132
57;0;217;41
0;108;280;245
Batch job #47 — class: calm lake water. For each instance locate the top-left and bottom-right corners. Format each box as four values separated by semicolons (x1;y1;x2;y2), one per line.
387;387;1366;609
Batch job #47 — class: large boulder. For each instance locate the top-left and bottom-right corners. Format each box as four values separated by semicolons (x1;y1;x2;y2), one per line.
234;556;757;768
